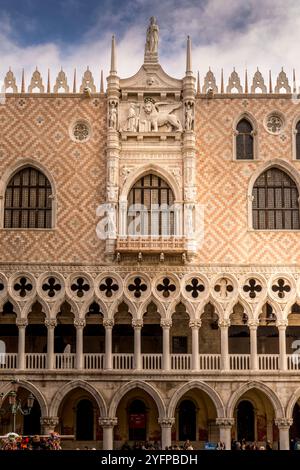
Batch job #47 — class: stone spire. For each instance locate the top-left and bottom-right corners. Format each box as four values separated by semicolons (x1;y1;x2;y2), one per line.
100;69;104;93
220;68;224;93
73;69;77;93
47;69;51;93
21;69;25;93
269;70;273;93
144;17;159;64
110;35;117;75
186;36;192;75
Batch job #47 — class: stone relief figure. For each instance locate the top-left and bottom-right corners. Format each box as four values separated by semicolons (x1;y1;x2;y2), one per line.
124;103;138;132
141;98;182;132
185;102;194;131
108;101;118;130
145;17;159;54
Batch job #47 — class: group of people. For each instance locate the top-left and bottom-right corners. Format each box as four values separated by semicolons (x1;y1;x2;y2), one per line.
231;439;273;450
0;432;61;450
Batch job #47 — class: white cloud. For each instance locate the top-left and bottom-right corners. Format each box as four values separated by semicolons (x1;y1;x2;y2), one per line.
0;0;300;91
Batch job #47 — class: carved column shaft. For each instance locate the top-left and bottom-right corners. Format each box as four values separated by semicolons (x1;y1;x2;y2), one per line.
103;319;114;370
16;319;27;370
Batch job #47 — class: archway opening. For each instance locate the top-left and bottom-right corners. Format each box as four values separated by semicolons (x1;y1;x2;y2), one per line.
171;303;190;354
114;388;160;447
26;301;47;353
287;304;300;356
258;304;279;354
290;402;300;449
142;302;162;353
112;303;133;353
0;386;41;436
199;304;220;354
55;301;76;353
0;302;18;358
229;303;250;354
76;399;94;440
233;388;277;448
174;388;218;449
83;302;105;353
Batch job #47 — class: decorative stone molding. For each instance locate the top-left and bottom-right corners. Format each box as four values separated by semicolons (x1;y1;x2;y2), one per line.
44;319;57;328
202;69;218;93
251;69;267;93
216;418;235;427
99;417;118;428
28;68;45;93
16;319;28;328
74;319;86;329
226;69;243;93
80;67;96;93
103;319;114;328
4;69;18;92
189;320;202;329
158;418;175;427
54;69;69;93
160;319;172;328
40;417;60;428
132;319;143;328
274;69;291;93
275;418;293;428
218;319;231;328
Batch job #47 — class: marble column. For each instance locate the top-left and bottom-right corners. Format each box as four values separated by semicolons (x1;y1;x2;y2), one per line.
275;418;293;450
161;319;172;371
277;321;288;371
99;417;118;450
216;418;235;450
16;319;27;370
159;418;175;449
40;417;60;435
103;319;114;370
189;320;201;370
75;319;85;370
45;319;56;369
248;320;259;371
132;319;143;370
218;319;230;371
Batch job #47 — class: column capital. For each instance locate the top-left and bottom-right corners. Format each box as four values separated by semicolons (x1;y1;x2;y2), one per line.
248;320;259;329
189;320;202;329
40;416;60;428
99;417;118;428
74;319;86;329
161;319;172;328
132;319;143;328
216;418;235;427
103;319;114;329
218;319;230;328
275;418;293;428
45;319;57;328
16;319;28;328
276;320;289;329
158;418;175;428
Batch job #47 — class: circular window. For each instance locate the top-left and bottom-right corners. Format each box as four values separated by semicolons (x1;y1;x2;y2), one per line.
71;120;91;142
265;113;284;134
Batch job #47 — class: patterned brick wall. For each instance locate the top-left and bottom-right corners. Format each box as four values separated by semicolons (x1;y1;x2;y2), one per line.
0;95;107;264
195;96;300;265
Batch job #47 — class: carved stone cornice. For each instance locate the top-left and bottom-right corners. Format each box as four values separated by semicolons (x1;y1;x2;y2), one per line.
44;319;57;328
40;417;60;428
16;319;28;328
275;418;293;428
216;418;235;427
132;319;143;328
189;320;202;329
103;319;114;328
158;418;175;427
160;319;172;328
98;417;118;428
74;319;86;329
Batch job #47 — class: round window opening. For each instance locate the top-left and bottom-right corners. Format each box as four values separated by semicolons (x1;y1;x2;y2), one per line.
265;114;284;134
72;120;91;142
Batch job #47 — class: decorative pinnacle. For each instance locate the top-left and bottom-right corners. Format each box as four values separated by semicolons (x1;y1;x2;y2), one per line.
100;69;104;93
110;35;117;75
186;35;192;74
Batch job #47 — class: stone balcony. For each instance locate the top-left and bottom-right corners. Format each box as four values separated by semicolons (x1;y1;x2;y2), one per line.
116;236;186;254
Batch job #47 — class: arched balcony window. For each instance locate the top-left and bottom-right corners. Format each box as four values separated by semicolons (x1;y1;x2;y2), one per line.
236;118;254;160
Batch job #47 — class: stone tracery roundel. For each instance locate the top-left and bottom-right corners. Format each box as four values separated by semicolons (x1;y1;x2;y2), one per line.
9;273;36;300
269;275;293;302
125;274;150;301
37;272;65;302
96;273;122;301
66;273;93;301
182;274;208;301
240;275;266;303
70;120;91;142
0;273;7;298
155;275;179;301
264;112;285;135
212;276;236;302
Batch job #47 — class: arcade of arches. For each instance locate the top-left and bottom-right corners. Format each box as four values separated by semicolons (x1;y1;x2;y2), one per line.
1;382;300;450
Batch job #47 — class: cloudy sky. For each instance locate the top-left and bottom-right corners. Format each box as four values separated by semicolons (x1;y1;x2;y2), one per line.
0;0;299;89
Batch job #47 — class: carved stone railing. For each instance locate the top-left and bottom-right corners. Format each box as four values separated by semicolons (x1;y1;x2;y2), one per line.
116;236;185;253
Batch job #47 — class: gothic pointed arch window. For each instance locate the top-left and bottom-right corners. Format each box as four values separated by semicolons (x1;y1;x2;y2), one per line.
252;167;300;230
295;121;300;160
236;118;254;160
127;174;175;236
4;166;53;229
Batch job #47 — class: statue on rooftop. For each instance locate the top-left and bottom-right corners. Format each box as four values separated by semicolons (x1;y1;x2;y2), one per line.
145;17;159;55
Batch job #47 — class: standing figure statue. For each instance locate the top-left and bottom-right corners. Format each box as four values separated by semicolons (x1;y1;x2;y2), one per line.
145;17;159;54
108;101;117;130
124;103;138;132
185;102;194;131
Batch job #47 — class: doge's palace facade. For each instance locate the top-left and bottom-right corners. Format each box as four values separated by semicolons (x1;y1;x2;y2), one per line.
1;18;300;449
